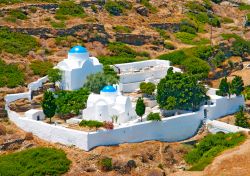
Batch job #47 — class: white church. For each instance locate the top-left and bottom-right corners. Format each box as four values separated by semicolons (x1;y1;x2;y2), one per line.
82;85;136;123
56;46;103;90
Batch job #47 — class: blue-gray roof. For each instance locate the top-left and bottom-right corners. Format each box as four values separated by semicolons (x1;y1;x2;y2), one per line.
101;85;116;92
69;46;88;53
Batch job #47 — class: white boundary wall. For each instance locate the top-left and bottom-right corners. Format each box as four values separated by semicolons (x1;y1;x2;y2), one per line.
4;75;245;151
8;110;90;150
206;120;250;134
5;95;244;151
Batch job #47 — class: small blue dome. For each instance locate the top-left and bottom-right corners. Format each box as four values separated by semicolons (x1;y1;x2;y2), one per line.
69;46;88;54
101;86;117;93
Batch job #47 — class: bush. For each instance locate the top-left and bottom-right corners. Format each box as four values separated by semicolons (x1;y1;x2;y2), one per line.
99;56;137;65
156;28;170;40
103;121;114;130
185;132;246;171
164;42;175;50
56;1;85;17
239;3;250;10
139;0;157;13
0;28;38;56
104;1;124;16
98;157;112;171
157;50;187;65
235;107;250;128
5;9;27;22
244;87;250;100
50;21;66;29
140;82;156;95
30;60;53;76
79;120;104;129
113;25;132;33
147;112;161;121
0;147;71;175
0;59;24;88
175;32;209;45
108;42;137;58
84;72;118;94
0;124;6;135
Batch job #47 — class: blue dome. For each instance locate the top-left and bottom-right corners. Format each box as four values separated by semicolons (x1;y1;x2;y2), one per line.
69;46;88;54
101;86;117;93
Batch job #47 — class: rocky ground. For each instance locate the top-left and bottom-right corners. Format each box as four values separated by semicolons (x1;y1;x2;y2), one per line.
0;117;201;176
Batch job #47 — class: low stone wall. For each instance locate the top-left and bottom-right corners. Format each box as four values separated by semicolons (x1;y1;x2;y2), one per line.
0;24;110;43
115;34;162;46
150;23;181;32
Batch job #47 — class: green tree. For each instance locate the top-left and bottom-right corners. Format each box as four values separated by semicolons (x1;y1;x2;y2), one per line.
231;76;244;96
216;77;230;97
48;68;62;88
55;88;89;121
157;69;208;112
41;91;56;123
235;106;249;128
84;72;118;94
140;82;156;96
136;97;146;122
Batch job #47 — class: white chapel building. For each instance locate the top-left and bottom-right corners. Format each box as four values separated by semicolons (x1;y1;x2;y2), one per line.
56;46;103;90
82;85;136;123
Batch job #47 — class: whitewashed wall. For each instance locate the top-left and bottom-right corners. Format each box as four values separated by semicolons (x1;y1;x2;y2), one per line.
8;110;90;150
28;76;48;91
87;111;203;149
204;95;245;120
206;120;250;134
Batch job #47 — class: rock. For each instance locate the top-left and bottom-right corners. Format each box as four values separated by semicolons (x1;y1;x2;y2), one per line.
85;167;96;172
0;124;6;135
147;169;166;176
136;5;149;16
126;160;137;169
24;132;34;140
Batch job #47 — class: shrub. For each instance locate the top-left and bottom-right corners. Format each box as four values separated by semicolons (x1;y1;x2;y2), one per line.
5;9;27;22
98;157;112;171
79;120;104;129
156;28;170;40
0;147;71;175
84;72;118;94
239;3;250;10
108;42;137;58
235;106;250;128
175;32;209;45
0;59;24;88
244;87;250;100
50;21;66;29
157;50;187;65
30;60;53;76
56;1;85;17
99;56;137;65
104;1;124;16
91;4;98;13
185;132;246;171
164;42;175;50
140;82;156;95
139;0;157;13
103;121;114;130
0;28;38;56
221;17;234;24
193;45;213;61
113;25;132;33
147;112;161;121
182;57;210;78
